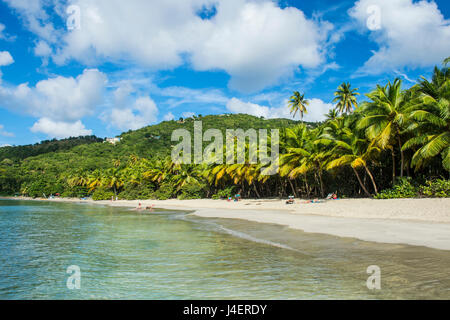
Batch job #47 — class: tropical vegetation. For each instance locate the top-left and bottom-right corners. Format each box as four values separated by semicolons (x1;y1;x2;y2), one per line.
0;60;449;200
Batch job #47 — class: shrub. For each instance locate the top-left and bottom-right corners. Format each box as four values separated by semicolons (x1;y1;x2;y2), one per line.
153;182;175;200
119;183;155;200
375;178;417;199
419;179;450;198
177;182;207;200
92;188;115;201
212;186;235;199
61;186;90;198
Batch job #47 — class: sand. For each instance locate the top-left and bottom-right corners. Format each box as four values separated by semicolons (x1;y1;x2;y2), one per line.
4;197;450;250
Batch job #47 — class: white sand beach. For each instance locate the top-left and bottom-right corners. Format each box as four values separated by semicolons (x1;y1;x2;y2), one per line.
9;197;450;251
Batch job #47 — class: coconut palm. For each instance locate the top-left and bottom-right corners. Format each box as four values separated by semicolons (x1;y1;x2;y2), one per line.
287;128;328;198
357;78;414;182
103;168;124;196
403;65;450;171
444;56;450;67
279;125;311;197
333;82;359;114
325;109;339;121
288;91;309;123
325;128;380;196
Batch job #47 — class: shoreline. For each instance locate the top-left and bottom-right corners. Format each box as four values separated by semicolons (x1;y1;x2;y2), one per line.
2;196;450;250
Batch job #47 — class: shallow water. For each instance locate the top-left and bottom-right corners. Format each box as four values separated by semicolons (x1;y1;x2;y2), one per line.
0;199;449;299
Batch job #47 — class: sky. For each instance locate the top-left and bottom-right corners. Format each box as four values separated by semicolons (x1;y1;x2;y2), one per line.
0;0;449;146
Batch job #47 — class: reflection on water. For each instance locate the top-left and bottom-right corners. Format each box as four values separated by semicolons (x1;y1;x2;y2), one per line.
0;200;449;299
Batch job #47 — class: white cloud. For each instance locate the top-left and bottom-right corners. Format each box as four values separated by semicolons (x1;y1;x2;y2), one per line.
191;0;330;91
6;0;331;92
0;51;14;66
0;144;12;148
34;40;52;57
349;0;450;75
181;111;195;118
226;97;333;122
0;124;14;137
0;69;107;122
30;118;92;139
3;0;60;43
103;94;159;131
163;112;175;121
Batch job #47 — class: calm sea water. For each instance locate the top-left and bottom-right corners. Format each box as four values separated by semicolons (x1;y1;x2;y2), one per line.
0;199;449;299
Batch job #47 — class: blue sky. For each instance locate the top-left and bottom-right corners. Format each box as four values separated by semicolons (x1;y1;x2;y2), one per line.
0;0;449;146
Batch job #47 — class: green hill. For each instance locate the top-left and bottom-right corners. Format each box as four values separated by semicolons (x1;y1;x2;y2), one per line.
0;114;305;196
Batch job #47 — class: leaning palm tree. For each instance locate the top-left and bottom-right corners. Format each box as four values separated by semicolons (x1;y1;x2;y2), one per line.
333;82;359;114
288;91;309;123
325;128;380;196
288;128;328;198
279;125;311;197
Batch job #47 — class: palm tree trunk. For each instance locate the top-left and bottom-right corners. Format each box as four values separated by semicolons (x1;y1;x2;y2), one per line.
253;183;261;198
364;165;378;195
391;149;396;185
288;179;298;198
304;174;310;198
398;136;404;178
352;167;371;197
318;170;325;198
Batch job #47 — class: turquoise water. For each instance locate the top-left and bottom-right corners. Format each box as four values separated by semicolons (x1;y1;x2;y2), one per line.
0;199;449;299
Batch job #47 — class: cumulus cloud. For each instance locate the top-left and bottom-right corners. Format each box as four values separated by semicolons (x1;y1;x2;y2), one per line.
30;118;92;139
163;112;175;121
181;111;195;118
226;97;333;122
0;51;14;66
0;68;106;138
102;92;159;131
5;0;331;92
349;0;450;75
191;0;330;91
0;68;106;121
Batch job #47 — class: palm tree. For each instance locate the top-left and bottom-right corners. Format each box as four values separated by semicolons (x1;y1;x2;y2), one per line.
325;109;339;121
333;82;359;114
403;65;450;171
358;78;414;182
288;91;309;123
103;168;124;196
325;128;379;196
279;125;311;197
287;128;328;198
171;164;203;191
87;170;103;192
444;56;450;67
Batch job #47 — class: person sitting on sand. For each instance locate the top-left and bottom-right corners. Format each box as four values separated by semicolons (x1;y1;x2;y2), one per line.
286;195;295;204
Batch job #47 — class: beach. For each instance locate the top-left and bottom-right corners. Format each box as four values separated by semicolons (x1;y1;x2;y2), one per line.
8;197;450;251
